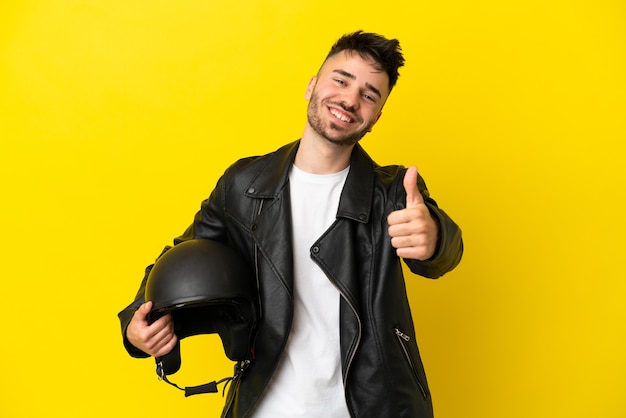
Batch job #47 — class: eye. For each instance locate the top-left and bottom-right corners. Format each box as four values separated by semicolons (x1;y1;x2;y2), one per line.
334;78;346;86
362;92;378;103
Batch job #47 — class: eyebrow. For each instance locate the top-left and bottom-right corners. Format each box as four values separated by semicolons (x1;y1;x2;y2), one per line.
332;69;382;99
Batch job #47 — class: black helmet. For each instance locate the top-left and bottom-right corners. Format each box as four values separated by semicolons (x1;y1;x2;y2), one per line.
145;239;258;396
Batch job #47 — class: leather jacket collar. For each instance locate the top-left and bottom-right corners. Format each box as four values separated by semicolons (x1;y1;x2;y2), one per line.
244;140;375;224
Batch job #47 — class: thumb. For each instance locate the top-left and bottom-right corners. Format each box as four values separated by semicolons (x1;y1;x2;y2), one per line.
137;301;153;321
403;166;424;208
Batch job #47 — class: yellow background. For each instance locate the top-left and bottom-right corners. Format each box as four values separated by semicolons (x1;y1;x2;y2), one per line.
1;0;625;417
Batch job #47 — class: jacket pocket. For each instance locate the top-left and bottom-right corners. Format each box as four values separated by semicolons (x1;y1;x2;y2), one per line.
394;327;429;399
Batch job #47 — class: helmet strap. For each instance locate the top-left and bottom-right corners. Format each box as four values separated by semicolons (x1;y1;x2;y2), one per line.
155;359;251;397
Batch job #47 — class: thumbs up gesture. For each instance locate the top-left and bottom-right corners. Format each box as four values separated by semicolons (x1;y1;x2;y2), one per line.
387;166;440;260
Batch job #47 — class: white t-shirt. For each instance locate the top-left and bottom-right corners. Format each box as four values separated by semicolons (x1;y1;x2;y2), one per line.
251;164;351;418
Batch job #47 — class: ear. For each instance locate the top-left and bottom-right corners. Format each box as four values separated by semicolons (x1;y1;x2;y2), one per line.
304;76;317;100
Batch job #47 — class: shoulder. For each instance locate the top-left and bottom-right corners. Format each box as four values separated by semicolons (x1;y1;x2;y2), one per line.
373;164;405;183
217;141;298;197
226;141;297;173
367;160;431;203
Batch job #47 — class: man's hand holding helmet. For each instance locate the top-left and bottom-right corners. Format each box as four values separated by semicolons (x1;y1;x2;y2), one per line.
126;301;178;358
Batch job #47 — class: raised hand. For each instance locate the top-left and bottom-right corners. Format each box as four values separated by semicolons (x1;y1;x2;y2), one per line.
387;166;439;260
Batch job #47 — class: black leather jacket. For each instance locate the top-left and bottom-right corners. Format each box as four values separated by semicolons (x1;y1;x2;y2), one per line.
119;140;463;417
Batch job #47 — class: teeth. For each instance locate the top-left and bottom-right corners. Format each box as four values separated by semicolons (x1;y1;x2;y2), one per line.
330;108;353;123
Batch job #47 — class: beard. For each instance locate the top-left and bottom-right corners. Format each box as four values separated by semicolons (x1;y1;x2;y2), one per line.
306;90;374;147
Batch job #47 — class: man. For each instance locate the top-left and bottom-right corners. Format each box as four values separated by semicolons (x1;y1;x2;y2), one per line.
119;31;463;418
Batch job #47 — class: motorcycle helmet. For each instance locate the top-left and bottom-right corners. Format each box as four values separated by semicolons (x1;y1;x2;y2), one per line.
145;239;258;396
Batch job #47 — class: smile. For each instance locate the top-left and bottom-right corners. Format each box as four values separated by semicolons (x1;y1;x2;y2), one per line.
329;107;355;124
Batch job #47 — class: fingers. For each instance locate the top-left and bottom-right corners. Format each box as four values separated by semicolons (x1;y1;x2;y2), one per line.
403;166;424;208
389;220;437;260
149;315;178;358
127;302;177;357
388;220;431;255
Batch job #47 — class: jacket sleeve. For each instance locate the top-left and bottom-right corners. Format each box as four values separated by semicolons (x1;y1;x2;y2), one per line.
117;171;231;357
399;170;463;279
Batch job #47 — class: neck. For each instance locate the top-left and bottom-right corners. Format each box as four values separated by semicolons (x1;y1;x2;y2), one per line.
295;124;354;174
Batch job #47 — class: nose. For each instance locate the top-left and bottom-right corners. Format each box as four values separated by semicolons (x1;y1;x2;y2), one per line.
339;87;360;111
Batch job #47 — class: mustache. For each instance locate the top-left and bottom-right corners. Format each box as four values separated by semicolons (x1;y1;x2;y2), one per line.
328;100;357;113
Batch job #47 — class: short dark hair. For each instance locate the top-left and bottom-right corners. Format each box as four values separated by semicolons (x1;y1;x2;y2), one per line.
324;30;405;91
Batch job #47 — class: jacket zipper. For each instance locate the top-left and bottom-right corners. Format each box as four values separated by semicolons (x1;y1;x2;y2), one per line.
339;291;362;389
335;287;361;418
310;225;362;394
394;327;428;399
224;200;265;417
314;247;361;417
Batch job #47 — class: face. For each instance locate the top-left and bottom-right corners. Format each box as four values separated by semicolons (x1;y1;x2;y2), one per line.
305;51;390;147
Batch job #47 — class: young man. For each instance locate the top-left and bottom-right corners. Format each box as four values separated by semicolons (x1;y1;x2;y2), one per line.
119;31;463;418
